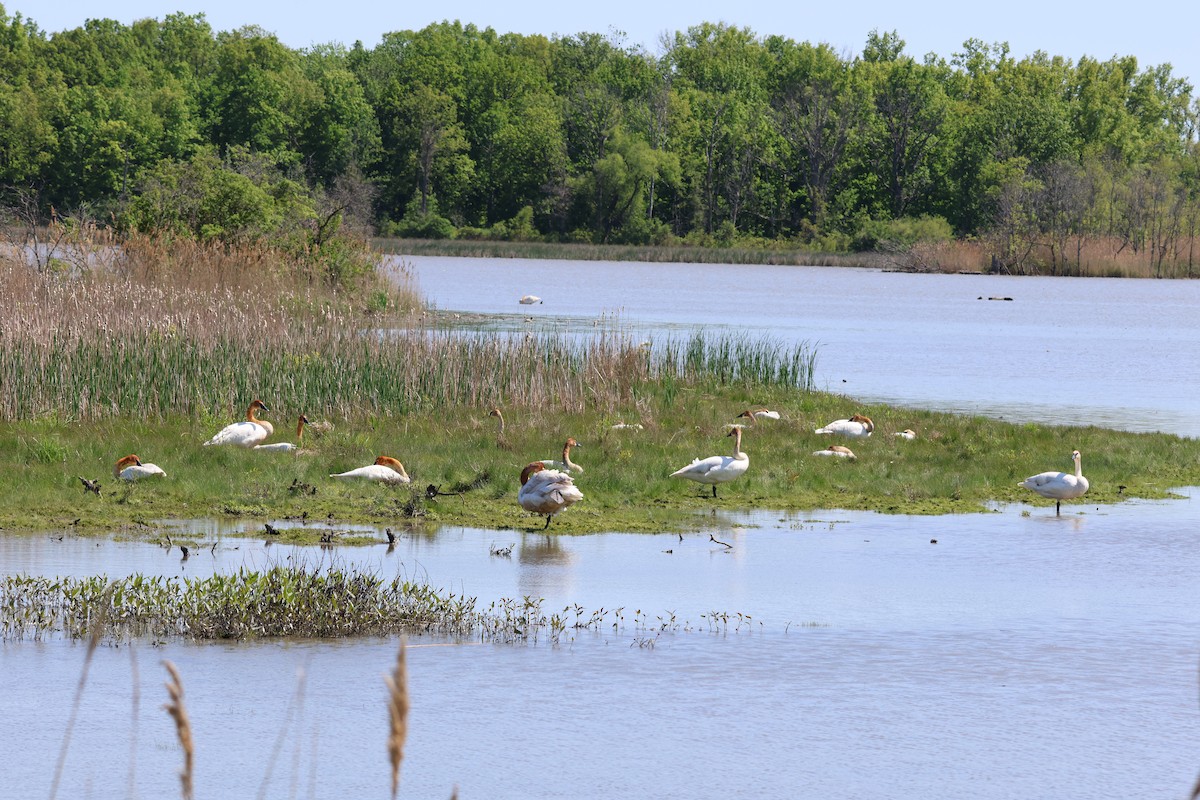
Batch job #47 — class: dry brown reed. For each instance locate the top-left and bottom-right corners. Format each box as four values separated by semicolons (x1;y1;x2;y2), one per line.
907;236;1200;278
385;638;410;799
0;245;812;420
162;660;195;800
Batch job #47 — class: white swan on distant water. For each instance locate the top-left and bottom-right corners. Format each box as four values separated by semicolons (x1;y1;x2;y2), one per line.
203;400;273;448
670;427;749;498
814;414;874;438
519;295;543;305
812;444;857;460
540;437;584;474
330;456;411;484
736;408;781;424
254;415;310;452
1019;450;1090;515
114;454;166;480
518;462;583;529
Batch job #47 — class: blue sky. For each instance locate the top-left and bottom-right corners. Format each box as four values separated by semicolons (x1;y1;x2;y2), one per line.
18;1;1200;88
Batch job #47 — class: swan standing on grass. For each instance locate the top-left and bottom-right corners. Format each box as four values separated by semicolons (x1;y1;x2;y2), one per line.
489;407;512;449
518;462;583;529
541;438;584;473
254;415;310;452
812;445;857;460
330;456;411;484
736;408;781;424
670;427;749;498
815;414;874;438
203;399;274;448
1019;449;1090;515
114;454;166;480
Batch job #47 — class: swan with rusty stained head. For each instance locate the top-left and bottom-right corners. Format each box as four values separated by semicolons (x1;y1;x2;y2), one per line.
114;454;166;480
815;413;874;438
330;456;411;484
1019;450;1090;515
254;415;310;453
736;408;781;424
812;444;857;460
540;437;584;474
670;426;750;498
203;400;274;448
518;461;583;529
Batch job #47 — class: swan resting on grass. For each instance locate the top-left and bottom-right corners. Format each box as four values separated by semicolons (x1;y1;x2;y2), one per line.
114;454;166;480
814;414;874;438
203;400;274;448
330;456;411;484
254;415;310;453
518;461;583;529
736;408;781;424
812;444;857;460
1019;449;1089;515
670;426;749;498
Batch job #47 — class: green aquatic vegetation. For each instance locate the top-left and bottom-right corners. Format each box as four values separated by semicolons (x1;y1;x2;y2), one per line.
0;566;735;643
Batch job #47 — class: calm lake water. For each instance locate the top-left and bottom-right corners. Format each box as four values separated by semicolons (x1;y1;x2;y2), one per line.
397;256;1200;437
3;493;1200;799
3;259;1199;798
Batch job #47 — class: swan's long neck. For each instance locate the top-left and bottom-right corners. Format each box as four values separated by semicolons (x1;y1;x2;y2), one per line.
562;442;575;468
1074;453;1083;479
496;412;505;435
295;417;306;440
247;404;261;423
731;428;744;457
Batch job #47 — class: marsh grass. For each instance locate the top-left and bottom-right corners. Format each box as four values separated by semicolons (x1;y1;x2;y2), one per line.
3;389;1200;534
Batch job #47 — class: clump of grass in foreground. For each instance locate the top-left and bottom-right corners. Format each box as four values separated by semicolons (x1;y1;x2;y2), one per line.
0;566;746;643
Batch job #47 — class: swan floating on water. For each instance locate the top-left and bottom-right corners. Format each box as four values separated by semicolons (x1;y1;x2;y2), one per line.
815;414;874;438
519;295;543;305
254;415;310;452
812;445;857;460
670;426;749;498
541;437;584;473
330;456;411;484
518;461;583;529
1019;449;1089;515
203;400;273;448
114;454;166;480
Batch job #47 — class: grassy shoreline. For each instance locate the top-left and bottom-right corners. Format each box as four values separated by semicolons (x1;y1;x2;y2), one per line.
3;387;1198;538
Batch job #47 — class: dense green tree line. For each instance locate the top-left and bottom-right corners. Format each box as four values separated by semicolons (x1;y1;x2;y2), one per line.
3;7;1199;270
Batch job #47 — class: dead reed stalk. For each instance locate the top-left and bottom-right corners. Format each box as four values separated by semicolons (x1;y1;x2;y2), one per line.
162;660;195;800
385;638;410;799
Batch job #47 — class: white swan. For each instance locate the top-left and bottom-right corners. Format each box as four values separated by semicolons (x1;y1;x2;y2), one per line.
670;426;749;498
815;413;874;438
113;454;166;481
518;461;583;529
254;415;310;453
540;437;584;474
203;400;273;448
736;408;781;424
330;456;411;484
894;429;917;440
812;444;857;460
610;422;644;430
519;295;543;305
1019;449;1090;515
